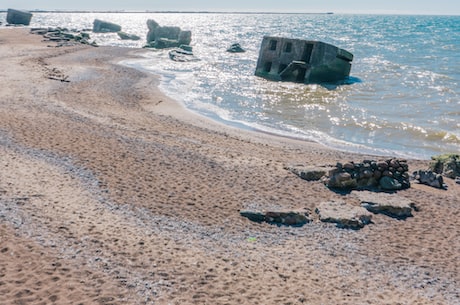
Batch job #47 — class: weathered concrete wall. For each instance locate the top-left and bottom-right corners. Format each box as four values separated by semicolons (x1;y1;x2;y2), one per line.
6;9;33;26
255;36;353;84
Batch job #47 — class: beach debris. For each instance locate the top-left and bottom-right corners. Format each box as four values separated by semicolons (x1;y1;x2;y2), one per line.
240;209;311;227
30;27;96;47
429;154;460;179
92;19;122;33
411;170;446;189
227;43;246;53
144;19;192;49
323;159;410;191
117;31;141;41
315;201;372;230
255;36;353;84
6;8;33;26
285;165;332;181
353;190;415;219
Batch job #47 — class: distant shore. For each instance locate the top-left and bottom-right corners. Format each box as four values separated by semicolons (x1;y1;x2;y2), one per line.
0;9;334;14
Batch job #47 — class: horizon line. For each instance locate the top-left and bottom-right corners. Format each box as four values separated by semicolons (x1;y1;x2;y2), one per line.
0;9;458;16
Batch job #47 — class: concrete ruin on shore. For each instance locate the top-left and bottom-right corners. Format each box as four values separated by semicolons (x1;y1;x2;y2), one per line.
255;36;353;84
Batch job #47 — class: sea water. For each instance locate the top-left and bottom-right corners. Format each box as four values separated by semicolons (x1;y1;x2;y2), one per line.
2;12;459;159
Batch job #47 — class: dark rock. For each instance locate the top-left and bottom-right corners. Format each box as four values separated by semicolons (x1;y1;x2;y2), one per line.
323;159;410;191
353;191;414;219
93;19;121;33
379;176;403;190
7;9;32;25
315;201;372;230
240;210;265;223
430;154;460;179
240;210;310;227
412;170;446;189
227;43;246;53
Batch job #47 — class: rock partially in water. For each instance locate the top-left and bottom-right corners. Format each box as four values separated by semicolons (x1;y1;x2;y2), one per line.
7;9;32;26
93;19;121;33
315;201;372;230
117;31;141;41
145;19;192;49
227;43;246;53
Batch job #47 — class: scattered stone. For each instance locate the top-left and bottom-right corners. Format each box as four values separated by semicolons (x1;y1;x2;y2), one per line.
315;201;372;230
412;170;446;189
285;165;331;181
324;159;410;191
6;8;32;26
117;31;141;41
30;27;96;47
353;191;414;219
227;43;246;53
430;154;460;179
93;19;122;33
240;210;310;227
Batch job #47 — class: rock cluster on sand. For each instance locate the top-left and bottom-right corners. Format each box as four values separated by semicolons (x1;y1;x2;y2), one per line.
412;170;446;189
324;159;410;191
145;19;192;49
429;154;460;179
30;27;96;47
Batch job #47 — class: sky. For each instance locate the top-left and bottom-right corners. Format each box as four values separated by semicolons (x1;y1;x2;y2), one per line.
1;0;459;15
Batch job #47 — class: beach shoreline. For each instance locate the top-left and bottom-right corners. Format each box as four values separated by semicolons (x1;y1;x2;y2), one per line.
1;28;459;304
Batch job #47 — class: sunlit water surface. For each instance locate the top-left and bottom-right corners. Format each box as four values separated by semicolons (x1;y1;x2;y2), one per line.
2;12;459;159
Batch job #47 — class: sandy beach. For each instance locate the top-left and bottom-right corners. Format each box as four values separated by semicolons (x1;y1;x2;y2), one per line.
0;28;459;304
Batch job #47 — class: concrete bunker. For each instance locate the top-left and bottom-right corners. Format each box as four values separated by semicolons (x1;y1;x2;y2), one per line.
255;36;353;84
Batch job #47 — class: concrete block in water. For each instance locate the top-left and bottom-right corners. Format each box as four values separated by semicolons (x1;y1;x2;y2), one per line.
255;36;353;84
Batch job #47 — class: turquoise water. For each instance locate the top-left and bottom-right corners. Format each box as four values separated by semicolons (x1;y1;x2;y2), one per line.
2;13;459;159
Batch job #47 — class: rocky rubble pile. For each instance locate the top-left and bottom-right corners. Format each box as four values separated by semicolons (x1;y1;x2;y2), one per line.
324;159;410;191
429;154;460;179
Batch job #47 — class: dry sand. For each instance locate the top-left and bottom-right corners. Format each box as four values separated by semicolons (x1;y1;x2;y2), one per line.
0;28;459;305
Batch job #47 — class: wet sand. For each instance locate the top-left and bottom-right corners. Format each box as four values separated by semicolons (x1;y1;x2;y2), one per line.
0;28;459;304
